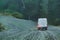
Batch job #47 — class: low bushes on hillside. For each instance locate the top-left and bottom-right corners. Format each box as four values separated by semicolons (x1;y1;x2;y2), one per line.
0;10;24;19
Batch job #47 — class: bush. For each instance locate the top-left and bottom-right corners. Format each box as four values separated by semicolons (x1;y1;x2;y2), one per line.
0;23;5;32
11;12;24;19
53;18;60;26
49;18;60;26
0;10;24;19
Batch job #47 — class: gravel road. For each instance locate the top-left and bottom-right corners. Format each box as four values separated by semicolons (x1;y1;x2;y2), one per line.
0;16;60;40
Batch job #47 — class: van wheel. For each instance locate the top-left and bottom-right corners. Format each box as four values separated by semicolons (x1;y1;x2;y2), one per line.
44;27;47;30
42;27;47;30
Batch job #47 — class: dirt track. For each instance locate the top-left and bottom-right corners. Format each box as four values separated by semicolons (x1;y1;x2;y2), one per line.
0;16;60;40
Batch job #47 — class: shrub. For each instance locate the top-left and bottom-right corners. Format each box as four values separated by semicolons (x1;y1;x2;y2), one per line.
0;23;5;32
53;18;60;26
11;12;24;19
0;10;24;19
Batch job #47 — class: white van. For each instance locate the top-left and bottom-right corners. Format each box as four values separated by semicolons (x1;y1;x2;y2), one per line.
37;18;48;30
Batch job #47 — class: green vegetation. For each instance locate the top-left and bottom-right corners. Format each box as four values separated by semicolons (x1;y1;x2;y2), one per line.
48;0;60;26
0;0;60;26
0;23;5;31
0;10;24;19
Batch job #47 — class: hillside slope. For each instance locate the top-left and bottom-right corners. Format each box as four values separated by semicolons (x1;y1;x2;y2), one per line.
0;16;60;40
0;16;36;40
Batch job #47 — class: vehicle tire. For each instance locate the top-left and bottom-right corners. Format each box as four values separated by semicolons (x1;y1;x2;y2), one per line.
41;27;47;30
45;27;47;30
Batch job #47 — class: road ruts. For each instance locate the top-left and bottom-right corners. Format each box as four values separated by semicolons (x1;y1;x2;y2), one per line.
0;16;60;40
